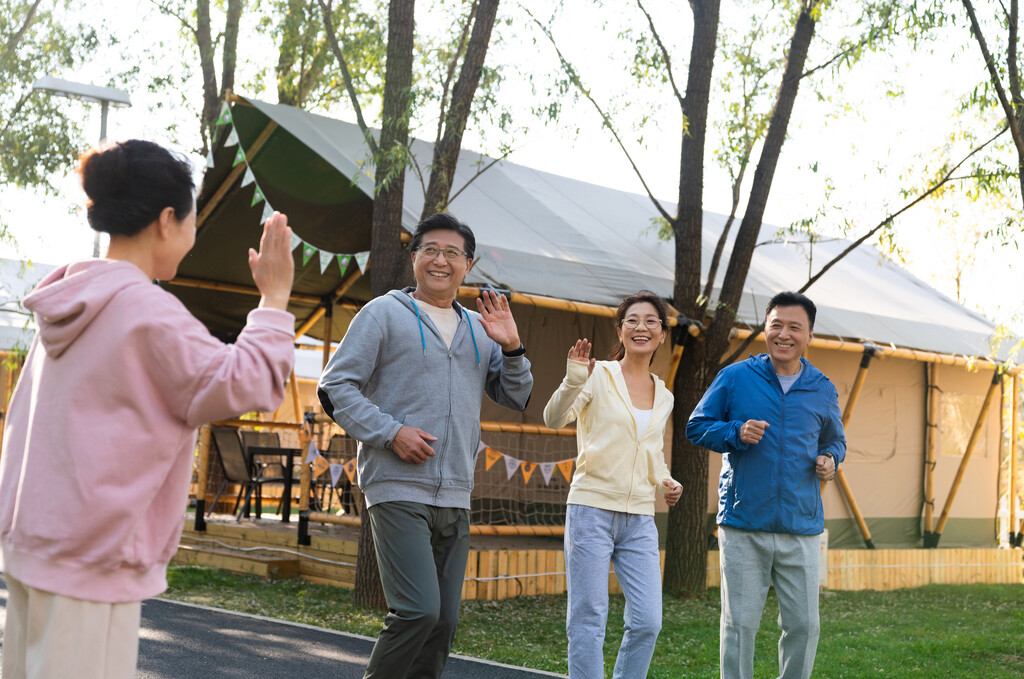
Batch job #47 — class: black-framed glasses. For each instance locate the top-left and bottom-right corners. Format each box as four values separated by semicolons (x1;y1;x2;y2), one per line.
415;245;470;261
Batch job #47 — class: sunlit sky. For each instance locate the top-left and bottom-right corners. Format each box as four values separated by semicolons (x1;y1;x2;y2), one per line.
3;0;1022;341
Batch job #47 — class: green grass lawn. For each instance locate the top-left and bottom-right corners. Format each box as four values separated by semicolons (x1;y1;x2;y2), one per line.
162;566;1023;677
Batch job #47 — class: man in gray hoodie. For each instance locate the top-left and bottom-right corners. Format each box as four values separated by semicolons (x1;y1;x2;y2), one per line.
318;212;533;679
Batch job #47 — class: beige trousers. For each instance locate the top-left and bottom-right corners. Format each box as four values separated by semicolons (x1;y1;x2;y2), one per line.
3;574;142;679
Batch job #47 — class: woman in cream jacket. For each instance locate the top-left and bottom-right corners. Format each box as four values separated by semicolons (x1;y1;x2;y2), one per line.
544;291;682;679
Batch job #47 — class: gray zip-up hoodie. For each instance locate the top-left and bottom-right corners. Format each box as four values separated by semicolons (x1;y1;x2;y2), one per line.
317;288;533;509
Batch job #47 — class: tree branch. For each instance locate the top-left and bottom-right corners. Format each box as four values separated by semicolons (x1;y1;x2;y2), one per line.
720;124;1008;365
523;5;672;223
636;0;683;106
319;0;379;157
0;0;44;70
434;0;477;147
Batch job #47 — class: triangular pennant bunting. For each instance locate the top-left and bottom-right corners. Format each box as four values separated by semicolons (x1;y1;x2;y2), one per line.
336;254;351;274
556;459;575;483
344;458;357;483
305;440;320;464
261;202;274;223
291;233;303;251
319;250;333;273
225;127;239;147
477;440;487;455
214;104;232;127
250;184;265;207
312;454;330;479
520;462;537;485
484;447;503;471
354;251;370;272
240;166;255;187
539;462;556;486
503;455;521;481
302;243;317;266
329;463;344;487
205;150;215;169
232;148;245;167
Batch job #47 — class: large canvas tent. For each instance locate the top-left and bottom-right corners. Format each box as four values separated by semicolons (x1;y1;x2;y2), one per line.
172;95;1015;549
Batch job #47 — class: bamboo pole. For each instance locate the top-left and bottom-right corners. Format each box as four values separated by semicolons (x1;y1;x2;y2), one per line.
306;511;565;536
295;420;312;545
167;277;322;306
732;328;1014;374
193;425;213;531
209;418;304;430
667;345;684;390
823;346;877;548
480;421;576;436
924;363;939;536
197;121;278;229
289;370;302;423
932;371;1002;543
294;307;327;339
322;303;333;370
1010;374;1019;545
456;286;701;335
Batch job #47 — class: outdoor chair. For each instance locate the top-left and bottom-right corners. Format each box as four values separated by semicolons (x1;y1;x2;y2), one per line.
207;426;285;520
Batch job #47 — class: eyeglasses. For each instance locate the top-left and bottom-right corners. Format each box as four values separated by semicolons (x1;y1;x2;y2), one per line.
622;317;663;330
415;245;470;261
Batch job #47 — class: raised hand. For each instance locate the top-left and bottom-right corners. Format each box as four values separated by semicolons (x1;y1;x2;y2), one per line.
568;338;595;376
476;289;521;353
249;212;295;311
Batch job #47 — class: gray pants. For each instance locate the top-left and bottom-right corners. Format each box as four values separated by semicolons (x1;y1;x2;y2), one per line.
363;501;471;679
565;503;663;679
719;526;821;679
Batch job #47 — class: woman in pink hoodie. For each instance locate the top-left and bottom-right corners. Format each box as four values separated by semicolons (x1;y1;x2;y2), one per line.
0;140;297;679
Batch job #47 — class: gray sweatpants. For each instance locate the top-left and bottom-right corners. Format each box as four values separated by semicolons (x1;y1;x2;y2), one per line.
363;501;470;679
719;526;821;679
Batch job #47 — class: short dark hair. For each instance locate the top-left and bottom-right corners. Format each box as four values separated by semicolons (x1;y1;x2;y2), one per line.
78;140;195;237
609;290;670;363
410;212;476;258
765;291;816;330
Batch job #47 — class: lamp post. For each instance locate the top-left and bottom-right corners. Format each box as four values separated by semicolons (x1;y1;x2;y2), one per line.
31;76;132;257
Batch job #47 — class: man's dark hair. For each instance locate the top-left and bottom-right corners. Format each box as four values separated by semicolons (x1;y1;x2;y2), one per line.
765;291;817;330
410;212;476;259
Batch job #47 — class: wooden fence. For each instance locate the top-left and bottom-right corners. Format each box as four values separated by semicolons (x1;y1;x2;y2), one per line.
175;521;1021;597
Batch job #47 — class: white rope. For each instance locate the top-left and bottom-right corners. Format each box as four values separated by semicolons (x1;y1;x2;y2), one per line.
179;535;356;568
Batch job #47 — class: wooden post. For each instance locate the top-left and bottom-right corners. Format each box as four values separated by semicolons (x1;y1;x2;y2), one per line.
823;346;877;548
666;345;684;389
932;371;1002;545
322;302;333;370
289;369;302;423
296;419;313;546
193;425;212;531
923;363;939;540
1010;374;1019;545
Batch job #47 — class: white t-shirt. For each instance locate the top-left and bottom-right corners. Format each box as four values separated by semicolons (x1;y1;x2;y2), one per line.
632;406;653;437
418;300;459;349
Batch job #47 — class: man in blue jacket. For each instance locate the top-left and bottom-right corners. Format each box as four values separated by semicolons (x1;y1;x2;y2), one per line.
687;291;846;679
318;213;533;679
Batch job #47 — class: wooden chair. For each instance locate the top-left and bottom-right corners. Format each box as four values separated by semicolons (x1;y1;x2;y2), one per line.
207;426;284;520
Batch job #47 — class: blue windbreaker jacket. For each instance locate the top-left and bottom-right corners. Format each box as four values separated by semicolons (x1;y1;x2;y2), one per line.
686;354;846;535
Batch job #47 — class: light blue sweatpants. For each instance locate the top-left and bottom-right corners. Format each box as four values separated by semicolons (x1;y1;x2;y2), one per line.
719;525;821;679
565;503;663;679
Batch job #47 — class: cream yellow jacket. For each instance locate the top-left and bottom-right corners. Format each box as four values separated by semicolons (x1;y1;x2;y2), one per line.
544;359;677;515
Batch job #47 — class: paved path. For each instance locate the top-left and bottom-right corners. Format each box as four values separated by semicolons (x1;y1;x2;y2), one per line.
0;577;566;678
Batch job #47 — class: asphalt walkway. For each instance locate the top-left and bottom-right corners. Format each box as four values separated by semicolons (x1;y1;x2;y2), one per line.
0;576;566;678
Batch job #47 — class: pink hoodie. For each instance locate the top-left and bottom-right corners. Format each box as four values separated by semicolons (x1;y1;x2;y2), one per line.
0;260;295;602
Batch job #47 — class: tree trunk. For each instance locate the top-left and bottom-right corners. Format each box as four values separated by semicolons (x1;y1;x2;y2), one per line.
662;0;721;597
420;0;500;218
354;0;417;611
196;0;219;155
369;0;416;298
221;0;244;98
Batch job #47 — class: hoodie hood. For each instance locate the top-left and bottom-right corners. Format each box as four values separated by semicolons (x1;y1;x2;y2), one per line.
24;260;151;358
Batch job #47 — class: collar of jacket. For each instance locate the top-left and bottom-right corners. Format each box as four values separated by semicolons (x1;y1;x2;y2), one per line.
602;360;670;437
746;352;824;391
389;287;481;363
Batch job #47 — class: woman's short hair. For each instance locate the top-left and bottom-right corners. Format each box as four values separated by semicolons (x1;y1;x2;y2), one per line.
78;139;194;237
609;290;670;362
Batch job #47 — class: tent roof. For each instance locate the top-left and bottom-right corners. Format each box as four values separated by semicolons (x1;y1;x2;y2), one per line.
177;95;1004;360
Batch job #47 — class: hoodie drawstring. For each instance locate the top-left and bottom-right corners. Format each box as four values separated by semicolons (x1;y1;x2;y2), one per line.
408;295;481;364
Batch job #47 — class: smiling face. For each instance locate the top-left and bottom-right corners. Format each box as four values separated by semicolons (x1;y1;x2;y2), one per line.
764;304;812;375
410;228;473;307
616;301;666;361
